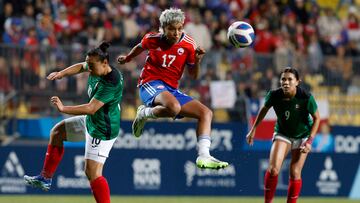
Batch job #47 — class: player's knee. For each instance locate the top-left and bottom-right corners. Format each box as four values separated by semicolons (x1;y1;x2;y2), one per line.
84;166;101;181
201;107;213;121
290;168;302;179
50;127;60;138
268;167;280;176
84;168;93;180
167;102;181;116
50;122;66;143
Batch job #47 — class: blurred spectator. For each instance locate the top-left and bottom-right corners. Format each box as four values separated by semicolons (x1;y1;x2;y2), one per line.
36;8;57;47
2;17;25;44
258;67;278;92
185;10;212;51
85;7;104;46
317;7;343;55
111;11;126;46
21;3;36;31
291;0;309;24
0;2;13;37
227;81;248;123
274;31;296;73
345;6;360;43
123;13;140;47
212;12;229;48
307;33;323;73
312;123;335;152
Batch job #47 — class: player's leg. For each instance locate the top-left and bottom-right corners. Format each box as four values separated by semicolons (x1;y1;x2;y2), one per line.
265;136;291;203
24;116;86;191
84;133;116;203
86;160;110;203
133;81;181;137
179;99;228;169
23;120;66;191
286;140;309;203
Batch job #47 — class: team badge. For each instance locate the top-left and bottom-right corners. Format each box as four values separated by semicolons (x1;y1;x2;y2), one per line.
295;104;300;109
177;48;184;55
157;85;165;89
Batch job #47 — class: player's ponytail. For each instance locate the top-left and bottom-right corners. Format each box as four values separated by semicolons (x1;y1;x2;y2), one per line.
87;41;111;62
99;41;110;53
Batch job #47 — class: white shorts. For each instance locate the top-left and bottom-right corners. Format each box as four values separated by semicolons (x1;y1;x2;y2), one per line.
273;133;308;150
64;116;116;164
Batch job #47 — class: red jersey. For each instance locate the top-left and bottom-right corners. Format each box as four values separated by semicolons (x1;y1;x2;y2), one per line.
139;32;197;88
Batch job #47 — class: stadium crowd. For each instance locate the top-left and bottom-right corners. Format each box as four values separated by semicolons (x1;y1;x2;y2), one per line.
1;0;360;125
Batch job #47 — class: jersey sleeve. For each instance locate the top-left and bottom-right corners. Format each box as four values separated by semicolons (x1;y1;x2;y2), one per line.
264;91;274;108
185;35;197;67
140;33;153;50
307;95;318;114
93;82;115;104
83;62;89;71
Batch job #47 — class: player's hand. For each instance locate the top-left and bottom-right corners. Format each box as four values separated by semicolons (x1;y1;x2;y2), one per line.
47;72;63;80
300;142;312;153
246;130;255;146
50;96;64;112
117;55;129;64
195;47;205;62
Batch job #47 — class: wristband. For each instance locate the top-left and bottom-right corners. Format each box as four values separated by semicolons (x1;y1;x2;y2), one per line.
83;62;89;70
125;55;131;62
306;136;314;145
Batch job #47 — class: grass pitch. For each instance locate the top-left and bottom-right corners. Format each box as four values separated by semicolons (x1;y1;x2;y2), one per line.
0;196;357;203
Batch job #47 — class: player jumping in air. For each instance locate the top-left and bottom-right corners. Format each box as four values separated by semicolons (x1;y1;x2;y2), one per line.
24;42;122;203
117;8;228;170
246;67;320;203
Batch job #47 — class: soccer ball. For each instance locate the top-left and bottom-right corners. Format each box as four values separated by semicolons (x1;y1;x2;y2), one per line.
227;21;255;48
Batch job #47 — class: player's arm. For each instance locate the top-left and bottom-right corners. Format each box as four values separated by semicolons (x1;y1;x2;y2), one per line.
188;47;205;79
300;109;320;153
47;62;87;80
117;43;145;64
308;109;321;142
246;105;270;145
50;96;104;115
300;95;321;153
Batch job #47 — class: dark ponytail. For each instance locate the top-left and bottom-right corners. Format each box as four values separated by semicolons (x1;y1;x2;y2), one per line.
87;41;111;61
99;41;110;53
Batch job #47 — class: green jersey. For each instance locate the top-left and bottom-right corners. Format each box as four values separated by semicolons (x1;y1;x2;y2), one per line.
86;66;123;140
264;87;318;139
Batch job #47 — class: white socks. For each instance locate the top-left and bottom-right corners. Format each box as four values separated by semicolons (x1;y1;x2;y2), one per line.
197;135;211;157
140;107;156;119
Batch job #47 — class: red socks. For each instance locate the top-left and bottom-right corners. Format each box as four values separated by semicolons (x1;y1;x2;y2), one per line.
41;144;64;178
287;178;302;203
91;176;111;203
264;170;278;203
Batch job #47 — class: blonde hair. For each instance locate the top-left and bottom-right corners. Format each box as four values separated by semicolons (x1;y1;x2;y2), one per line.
159;8;185;32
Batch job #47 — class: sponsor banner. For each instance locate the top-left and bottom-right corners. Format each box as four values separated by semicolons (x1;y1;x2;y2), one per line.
0;151;26;193
332;126;360;154
113;121;240;152
0;121;359;197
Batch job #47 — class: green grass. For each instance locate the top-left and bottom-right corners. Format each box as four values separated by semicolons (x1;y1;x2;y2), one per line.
0;196;358;203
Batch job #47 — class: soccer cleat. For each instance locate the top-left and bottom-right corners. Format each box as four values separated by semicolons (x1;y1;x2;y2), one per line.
24;175;52;191
196;155;229;170
132;105;147;138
